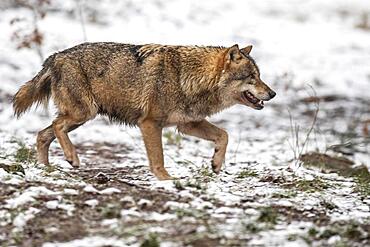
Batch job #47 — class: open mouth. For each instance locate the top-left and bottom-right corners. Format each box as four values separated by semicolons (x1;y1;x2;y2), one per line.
241;91;264;109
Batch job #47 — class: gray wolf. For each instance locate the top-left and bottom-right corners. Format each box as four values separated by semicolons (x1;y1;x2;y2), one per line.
13;42;276;180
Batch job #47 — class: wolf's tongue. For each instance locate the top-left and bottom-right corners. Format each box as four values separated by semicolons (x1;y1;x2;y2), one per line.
242;91;261;105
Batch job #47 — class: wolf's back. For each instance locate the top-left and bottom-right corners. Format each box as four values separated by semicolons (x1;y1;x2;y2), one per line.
13;55;55;117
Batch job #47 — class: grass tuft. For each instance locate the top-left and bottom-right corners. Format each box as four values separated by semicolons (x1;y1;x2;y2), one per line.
140;233;160;247
163;131;182;147
0;163;25;175
237;168;258;179
100;204;121;219
354;172;370;197
271;190;297;199
173;179;185;190
292;177;329;192
244;223;261;233
13;141;36;164
257;207;278;225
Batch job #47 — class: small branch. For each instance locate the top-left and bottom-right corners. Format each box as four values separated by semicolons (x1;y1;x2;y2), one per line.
232;129;243;165
297;86;320;159
287;85;320;168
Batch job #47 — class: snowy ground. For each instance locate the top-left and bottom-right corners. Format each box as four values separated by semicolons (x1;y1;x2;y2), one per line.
0;0;369;246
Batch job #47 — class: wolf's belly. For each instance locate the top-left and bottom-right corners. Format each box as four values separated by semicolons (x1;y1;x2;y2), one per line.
166;111;205;126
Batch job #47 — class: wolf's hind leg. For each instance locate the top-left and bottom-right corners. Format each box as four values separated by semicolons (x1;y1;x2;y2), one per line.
178;120;228;174
52;115;87;167
139;120;173;180
37;124;82;165
37;125;55;165
50;62;97;167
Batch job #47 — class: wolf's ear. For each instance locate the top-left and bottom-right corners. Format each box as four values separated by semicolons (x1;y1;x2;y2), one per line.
226;44;242;63
240;45;253;55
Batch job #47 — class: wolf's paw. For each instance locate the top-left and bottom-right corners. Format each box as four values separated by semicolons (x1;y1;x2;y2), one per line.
212;166;221;174
211;153;224;174
156;173;175;181
211;161;221;174
66;159;80;168
152;168;174;180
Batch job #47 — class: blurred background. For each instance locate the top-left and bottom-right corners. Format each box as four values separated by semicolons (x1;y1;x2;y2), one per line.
1;0;370;96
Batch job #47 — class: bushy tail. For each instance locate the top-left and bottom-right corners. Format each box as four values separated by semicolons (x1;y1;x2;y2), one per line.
13;56;55;117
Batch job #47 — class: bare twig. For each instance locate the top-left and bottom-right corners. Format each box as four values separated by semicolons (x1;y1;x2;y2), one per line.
298;86;319;158
232;129;243;166
288;85;320;167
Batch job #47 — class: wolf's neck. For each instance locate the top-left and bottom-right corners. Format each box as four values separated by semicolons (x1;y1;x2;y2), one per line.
179;48;225;96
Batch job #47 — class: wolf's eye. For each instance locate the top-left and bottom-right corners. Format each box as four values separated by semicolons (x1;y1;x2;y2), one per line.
247;79;256;85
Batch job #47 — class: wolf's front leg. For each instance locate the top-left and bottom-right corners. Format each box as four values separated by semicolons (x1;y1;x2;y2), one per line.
178;120;228;174
139;120;173;180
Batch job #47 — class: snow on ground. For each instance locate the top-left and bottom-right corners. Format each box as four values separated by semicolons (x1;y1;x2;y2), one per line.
0;0;369;246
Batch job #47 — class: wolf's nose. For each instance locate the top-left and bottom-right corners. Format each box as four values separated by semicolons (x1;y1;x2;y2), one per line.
269;90;276;99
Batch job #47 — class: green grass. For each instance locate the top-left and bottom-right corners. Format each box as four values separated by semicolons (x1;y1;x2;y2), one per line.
13;141;36;164
320;200;337;210
354;172;370;197
300;152;369;196
180;164;215;192
99;204;121;219
140;233;160;247
173;179;185;190
0;163;25;175
257;207;278;225
163;131;182;147
292;177;329;192
0;141;37;176
271;190;297;199
185;179;205;191
287;234;299;241
305;221;365;245
244;222;261;233
175;208;196;219
237;168;258;179
198;165;214;178
43;165;57;174
308;227;319;237
175;207;210;222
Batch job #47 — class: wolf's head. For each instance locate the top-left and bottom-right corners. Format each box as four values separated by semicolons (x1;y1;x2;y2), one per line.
219;44;276;110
